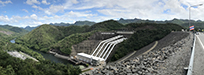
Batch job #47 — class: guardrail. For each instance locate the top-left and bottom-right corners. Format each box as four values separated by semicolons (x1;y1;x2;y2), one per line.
187;33;196;75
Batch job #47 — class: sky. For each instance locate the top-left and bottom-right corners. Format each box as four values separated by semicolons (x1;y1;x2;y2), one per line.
0;0;204;27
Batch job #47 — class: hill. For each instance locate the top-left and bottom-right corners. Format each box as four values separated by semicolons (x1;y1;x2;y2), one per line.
16;24;65;52
16;20;183;57
0;25;29;44
24;26;38;31
74;21;95;26
118;18;204;30
16;24;92;52
88;20;124;31
16;20;124;54
110;23;183;61
0;25;28;33
24;21;96;31
0;25;81;75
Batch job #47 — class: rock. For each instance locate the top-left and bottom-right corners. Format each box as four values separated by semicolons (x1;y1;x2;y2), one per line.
138;71;143;75
132;69;137;73
106;66;110;70
145;73;152;75
126;69;132;73
101;70;106;74
152;70;158;74
107;71;114;75
147;68;153;72
127;73;133;75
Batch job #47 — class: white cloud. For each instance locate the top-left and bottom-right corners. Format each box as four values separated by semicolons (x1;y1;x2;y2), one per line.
30;14;38;20
42;0;50;5
32;5;43;10
2;0;204;27
26;0;40;5
0;0;12;6
0;15;10;22
22;9;28;13
71;0;78;4
44;5;65;15
68;11;94;17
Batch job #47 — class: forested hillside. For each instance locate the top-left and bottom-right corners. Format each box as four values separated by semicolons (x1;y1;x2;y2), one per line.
118;18;204;30
16;20;124;55
0;50;81;75
0;25;81;75
16;20;183;59
0;20;184;75
111;23;183;61
0;25;28;34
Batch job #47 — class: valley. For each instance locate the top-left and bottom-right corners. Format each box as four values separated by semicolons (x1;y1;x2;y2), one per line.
0;19;198;75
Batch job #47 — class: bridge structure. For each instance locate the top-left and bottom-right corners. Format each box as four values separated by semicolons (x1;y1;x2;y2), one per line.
77;35;127;65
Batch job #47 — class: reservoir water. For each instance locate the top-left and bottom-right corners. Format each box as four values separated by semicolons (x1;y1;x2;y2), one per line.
10;38;16;43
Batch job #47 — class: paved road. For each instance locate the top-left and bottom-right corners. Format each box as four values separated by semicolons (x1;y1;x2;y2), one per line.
193;33;204;75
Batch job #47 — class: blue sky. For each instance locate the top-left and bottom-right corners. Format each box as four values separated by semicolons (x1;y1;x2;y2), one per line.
0;0;204;27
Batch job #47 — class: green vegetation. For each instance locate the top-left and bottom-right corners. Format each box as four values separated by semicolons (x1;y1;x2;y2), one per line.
74;21;95;26
16;24;65;52
0;25;28;34
111;23;183;61
118;18;204;30
50;32;94;54
16;24;92;53
0;25;45;61
16;20;123;55
0;19;185;75
88;20;124;31
0;50;81;75
15;20;183;62
0;25;81;75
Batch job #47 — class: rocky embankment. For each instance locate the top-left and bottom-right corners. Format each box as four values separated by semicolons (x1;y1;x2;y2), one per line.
81;32;192;75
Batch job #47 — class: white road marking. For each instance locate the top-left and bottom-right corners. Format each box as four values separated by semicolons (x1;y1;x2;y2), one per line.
196;35;204;50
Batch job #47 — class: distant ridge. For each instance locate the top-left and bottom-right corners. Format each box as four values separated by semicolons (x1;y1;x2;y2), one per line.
24;20;96;31
23;18;204;32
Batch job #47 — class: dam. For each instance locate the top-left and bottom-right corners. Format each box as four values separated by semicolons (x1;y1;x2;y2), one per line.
76;32;132;65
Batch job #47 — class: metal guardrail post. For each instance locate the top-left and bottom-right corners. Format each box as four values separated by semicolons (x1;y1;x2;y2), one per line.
187;33;196;75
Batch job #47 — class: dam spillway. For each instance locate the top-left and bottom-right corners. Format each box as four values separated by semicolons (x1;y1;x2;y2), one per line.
77;35;127;65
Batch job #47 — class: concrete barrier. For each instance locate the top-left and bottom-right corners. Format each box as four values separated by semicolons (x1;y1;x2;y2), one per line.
187;34;196;75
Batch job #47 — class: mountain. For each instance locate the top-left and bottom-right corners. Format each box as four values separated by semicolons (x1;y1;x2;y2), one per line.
111;22;183;61
49;22;71;26
0;25;28;33
0;25;29;48
74;21;95;26
117;18;204;30
24;21;96;31
118;18;142;24
16;24;91;52
0;25;28;41
16;24;65;51
16;20;123;54
24;26;38;31
88;20;123;31
50;21;96;26
0;27;14;36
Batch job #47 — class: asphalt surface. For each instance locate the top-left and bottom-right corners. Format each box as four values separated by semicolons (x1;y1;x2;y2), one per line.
193;33;204;75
